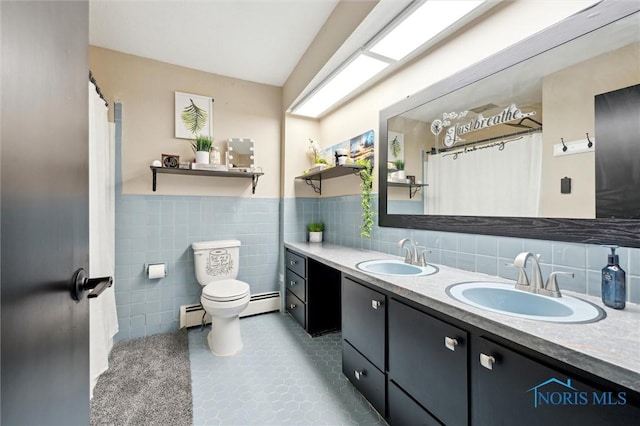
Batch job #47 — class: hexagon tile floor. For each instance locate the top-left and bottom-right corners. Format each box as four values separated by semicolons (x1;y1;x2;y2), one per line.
188;312;388;425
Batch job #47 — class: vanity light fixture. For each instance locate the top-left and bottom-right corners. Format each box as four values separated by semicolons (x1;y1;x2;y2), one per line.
292;53;389;118
369;0;486;61
290;0;488;118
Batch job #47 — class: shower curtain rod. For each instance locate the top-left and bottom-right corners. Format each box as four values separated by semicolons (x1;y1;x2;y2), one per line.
428;126;542;155
89;70;108;107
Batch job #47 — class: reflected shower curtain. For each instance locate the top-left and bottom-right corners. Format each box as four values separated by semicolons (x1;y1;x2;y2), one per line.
89;81;118;398
425;133;543;217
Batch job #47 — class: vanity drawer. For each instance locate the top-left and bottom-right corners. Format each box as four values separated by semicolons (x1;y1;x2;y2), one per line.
285;268;306;302
388;380;442;426
342;341;386;416
285;250;306;278
286;290;305;329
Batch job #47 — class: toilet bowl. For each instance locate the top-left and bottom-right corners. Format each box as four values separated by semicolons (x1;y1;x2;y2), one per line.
192;240;251;356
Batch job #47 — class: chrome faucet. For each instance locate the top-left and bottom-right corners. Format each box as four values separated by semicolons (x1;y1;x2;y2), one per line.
513;252;544;293
397;238;429;267
398;238;415;265
510;252;573;298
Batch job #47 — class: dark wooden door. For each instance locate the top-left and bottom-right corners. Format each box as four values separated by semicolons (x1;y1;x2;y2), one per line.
1;1;90;425
595;83;640;218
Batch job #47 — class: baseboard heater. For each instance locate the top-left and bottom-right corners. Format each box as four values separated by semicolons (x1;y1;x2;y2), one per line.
179;291;281;328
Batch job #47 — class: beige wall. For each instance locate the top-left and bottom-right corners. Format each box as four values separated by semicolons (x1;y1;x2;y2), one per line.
540;43;640;218
89;46;282;197
388;116;429;201
284;0;600;200
282;114;321;198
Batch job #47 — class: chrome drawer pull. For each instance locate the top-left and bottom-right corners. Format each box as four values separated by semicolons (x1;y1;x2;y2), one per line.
289;260;297;265
480;353;496;370
289;280;296;286
354;369;366;380
371;300;382;310
289;304;296;309
445;336;458;351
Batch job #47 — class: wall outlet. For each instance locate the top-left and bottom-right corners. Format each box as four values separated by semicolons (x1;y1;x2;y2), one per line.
553;138;594;157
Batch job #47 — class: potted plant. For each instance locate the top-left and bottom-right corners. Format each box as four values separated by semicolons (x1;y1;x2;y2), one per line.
193;135;212;164
308;138;328;171
394;159;405;179
307;222;325;243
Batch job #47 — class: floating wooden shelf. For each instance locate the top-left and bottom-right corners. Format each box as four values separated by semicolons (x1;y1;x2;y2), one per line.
295;164;364;195
150;166;264;194
388;181;428;199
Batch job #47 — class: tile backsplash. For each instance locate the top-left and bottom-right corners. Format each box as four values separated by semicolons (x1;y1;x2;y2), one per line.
114;194;280;340
284;195;640;305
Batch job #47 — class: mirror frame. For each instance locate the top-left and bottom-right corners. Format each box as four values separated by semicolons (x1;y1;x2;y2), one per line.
379;1;640;248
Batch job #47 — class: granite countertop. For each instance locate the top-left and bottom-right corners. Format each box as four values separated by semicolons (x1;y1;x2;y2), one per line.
284;242;640;393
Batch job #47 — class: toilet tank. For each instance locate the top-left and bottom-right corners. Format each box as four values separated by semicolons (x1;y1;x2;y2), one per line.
192;239;240;286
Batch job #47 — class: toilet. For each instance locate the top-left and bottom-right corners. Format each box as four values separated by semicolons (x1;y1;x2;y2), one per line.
191;239;251;356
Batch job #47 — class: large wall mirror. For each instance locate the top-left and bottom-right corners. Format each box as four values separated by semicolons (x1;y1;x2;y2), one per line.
379;2;640;247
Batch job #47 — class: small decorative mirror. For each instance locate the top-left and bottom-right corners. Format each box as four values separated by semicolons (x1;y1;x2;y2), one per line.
226;138;255;171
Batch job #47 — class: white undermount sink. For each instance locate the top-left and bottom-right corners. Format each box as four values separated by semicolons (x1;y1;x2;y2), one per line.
446;281;605;323
356;259;438;277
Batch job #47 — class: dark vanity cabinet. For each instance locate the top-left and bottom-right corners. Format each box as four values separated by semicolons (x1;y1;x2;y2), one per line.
388;300;468;426
341;276;387;416
471;337;640;426
340;274;639;426
285;249;341;336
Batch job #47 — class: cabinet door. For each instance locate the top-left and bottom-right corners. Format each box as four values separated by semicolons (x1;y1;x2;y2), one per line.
342;276;386;370
285;268;306;302
343;341;386;416
472;337;640;426
285;290;305;329
388;300;468;426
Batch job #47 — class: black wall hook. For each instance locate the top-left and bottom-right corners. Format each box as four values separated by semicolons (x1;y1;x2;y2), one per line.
561;137;568;152
586;132;593;148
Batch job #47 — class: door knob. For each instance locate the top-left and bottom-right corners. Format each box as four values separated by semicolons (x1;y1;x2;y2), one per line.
71;268;113;301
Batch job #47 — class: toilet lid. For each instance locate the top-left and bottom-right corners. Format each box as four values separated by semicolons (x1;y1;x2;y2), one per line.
202;279;250;302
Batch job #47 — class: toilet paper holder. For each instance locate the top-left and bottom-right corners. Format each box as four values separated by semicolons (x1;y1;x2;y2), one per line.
147;263;167;279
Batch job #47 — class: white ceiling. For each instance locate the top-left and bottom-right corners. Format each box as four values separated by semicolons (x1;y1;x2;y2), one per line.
89;0;341;87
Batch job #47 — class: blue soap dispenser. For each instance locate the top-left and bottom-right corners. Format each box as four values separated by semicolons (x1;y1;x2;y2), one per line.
601;245;626;310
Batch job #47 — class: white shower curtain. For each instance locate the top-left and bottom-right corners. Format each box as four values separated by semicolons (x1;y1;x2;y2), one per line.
89;81;118;398
425;133;543;217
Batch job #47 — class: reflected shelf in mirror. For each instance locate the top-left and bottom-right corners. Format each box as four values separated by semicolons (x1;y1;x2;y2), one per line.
387;181;428;199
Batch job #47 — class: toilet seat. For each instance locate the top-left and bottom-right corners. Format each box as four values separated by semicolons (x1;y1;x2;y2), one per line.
202;279;250;302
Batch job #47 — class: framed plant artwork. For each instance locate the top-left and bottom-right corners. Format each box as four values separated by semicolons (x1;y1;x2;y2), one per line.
388;131;404;162
175;92;214;139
